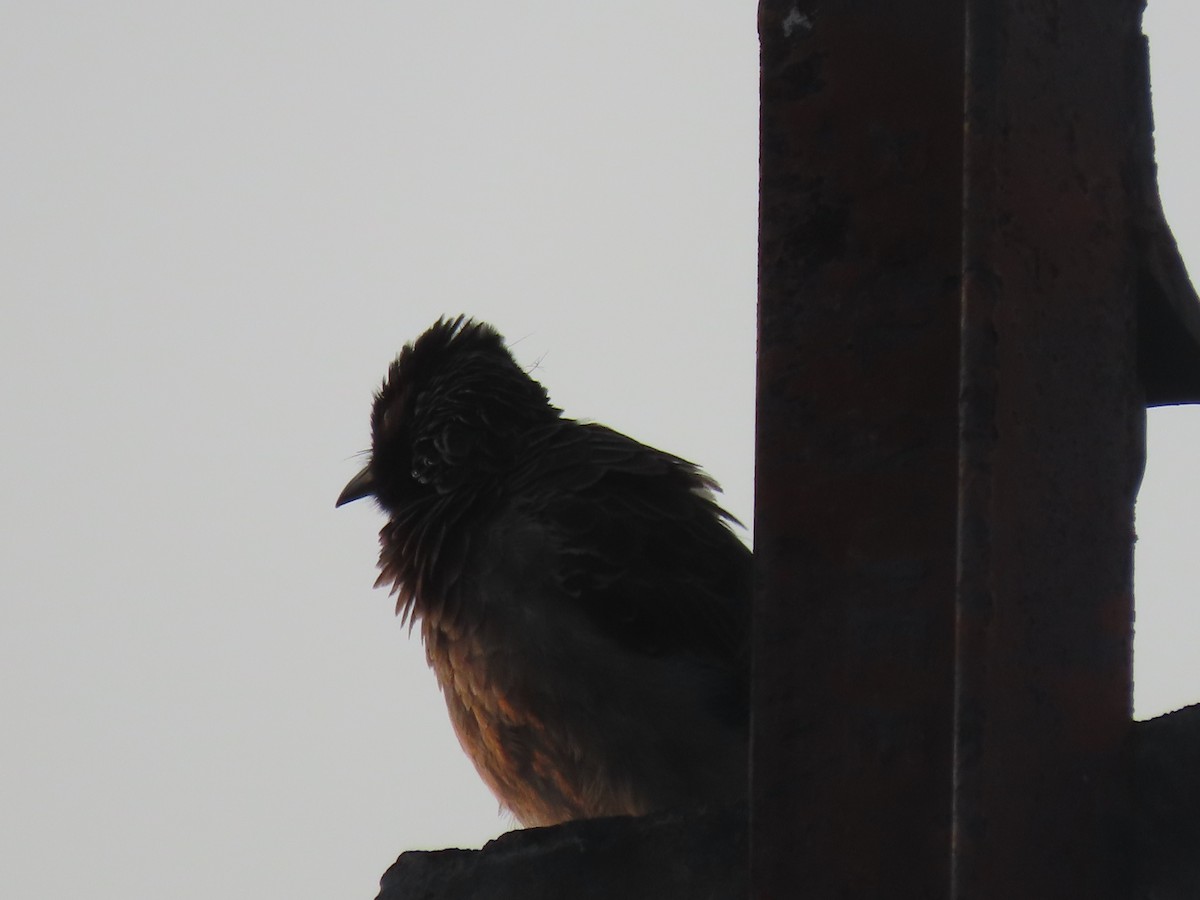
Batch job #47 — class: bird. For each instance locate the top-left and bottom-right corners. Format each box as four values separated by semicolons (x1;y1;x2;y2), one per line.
336;316;751;827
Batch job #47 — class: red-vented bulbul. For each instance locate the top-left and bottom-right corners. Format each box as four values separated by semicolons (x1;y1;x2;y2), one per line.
337;316;750;826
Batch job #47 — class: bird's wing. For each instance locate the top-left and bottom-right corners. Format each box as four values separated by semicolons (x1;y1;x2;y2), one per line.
510;422;752;708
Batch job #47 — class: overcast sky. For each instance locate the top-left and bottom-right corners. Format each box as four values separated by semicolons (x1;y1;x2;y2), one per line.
2;4;1198;898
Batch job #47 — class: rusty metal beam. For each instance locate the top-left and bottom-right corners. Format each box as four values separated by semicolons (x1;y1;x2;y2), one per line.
953;1;1144;897
754;2;963;896
753;0;1197;897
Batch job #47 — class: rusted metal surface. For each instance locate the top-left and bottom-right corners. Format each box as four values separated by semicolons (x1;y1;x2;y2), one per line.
1127;1;1200;407
1133;58;1200;407
753;0;1200;897
954;1;1145;896
754;2;963;896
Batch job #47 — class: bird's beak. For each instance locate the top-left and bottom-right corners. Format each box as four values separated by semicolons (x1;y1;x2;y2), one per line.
336;465;375;507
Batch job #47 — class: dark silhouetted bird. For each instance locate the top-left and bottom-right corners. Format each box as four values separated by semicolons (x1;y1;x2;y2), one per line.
337;316;750;826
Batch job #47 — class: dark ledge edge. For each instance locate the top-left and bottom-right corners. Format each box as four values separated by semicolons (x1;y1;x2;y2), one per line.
372;703;1199;900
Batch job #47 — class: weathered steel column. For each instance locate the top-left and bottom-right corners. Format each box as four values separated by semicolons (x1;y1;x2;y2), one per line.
954;1;1145;896
754;2;963;896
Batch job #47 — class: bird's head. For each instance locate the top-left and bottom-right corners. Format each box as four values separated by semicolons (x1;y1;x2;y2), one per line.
336;316;559;514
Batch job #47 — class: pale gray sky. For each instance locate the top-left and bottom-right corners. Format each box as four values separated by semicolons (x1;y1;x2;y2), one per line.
1;4;1196;898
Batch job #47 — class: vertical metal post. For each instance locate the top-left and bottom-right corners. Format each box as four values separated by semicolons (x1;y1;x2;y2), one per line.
754;2;963;896
954;1;1144;896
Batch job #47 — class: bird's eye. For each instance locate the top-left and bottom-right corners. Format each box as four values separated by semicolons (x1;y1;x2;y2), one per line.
411;439;436;484
412;455;434;483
